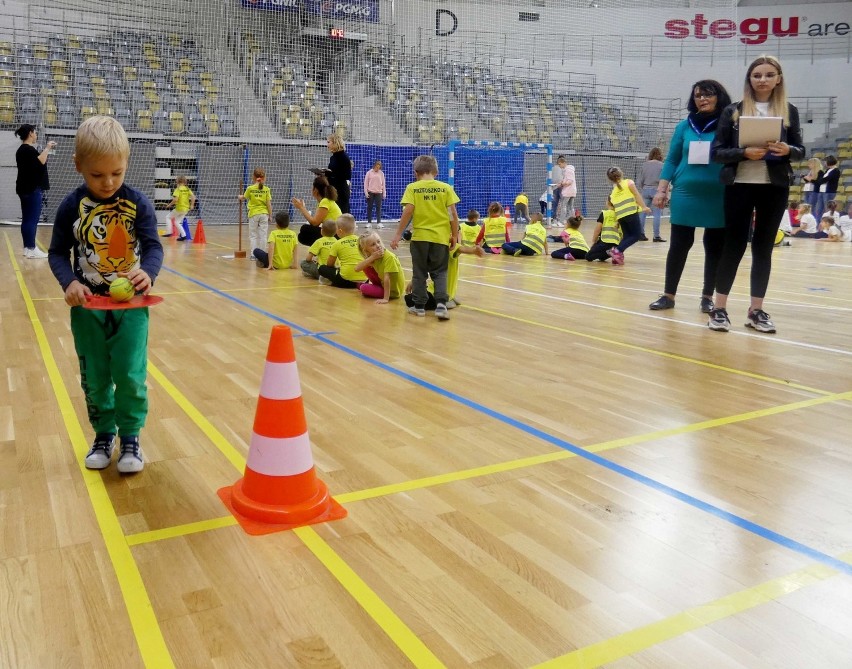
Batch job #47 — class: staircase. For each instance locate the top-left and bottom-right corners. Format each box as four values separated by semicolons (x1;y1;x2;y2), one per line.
340;73;413;145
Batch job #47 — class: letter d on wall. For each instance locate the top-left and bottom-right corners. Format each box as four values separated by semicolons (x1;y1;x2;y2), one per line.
436;9;458;36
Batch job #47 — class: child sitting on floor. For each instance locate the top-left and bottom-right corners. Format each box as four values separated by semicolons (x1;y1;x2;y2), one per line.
300;218;338;279
355;232;404;303
586;200;622;262
317;214;367;287
550;214;589;260
475;202;510;254
255;212;297;270
459;210;481;248
502;213;548;256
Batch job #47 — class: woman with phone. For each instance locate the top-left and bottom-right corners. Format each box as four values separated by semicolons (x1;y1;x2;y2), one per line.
707;55;805;334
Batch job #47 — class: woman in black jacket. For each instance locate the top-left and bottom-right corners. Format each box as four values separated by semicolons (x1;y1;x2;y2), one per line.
708;55;805;334
15;124;56;258
326;134;352;214
814;154;840;222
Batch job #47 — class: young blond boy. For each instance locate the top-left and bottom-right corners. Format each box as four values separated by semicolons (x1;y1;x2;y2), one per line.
255;212;297;269
459;209;481;248
390;155;459;320
318;214;367;288
301;218;338;279
238;167;272;260
167;175;196;240
47;116;164;474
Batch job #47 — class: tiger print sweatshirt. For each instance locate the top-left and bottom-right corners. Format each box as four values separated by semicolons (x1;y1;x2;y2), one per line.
49;183;164;295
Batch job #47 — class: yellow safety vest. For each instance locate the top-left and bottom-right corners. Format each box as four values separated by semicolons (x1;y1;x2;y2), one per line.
610;181;640;220
460;223;480;247
520;222;547;254
566;228;589;252
599;210;622;244
484;216;508;247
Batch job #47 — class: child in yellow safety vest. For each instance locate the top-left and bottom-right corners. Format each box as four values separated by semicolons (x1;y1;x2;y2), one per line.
502;213;549;256
459;209;482;248
475;202;510;254
604;166;650;265
551;214;589;260
586;200;624;262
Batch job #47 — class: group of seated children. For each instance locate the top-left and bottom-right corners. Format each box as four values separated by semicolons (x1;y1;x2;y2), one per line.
788;201;852;241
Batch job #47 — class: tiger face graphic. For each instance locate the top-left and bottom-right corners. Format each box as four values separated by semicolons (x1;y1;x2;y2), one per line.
74;196;140;288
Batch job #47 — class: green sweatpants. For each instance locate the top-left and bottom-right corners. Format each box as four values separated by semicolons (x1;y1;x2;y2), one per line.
70;306;150;436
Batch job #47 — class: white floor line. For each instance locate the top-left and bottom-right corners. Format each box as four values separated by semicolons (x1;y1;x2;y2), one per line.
457;261;852;312
460;279;852;357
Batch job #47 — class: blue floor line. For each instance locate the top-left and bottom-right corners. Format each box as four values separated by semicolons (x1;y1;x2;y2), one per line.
162;266;852;578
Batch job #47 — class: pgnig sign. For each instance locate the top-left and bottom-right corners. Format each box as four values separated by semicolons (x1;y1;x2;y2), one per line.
241;0;379;23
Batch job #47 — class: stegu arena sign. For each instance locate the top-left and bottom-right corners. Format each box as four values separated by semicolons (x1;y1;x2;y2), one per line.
664;13;851;45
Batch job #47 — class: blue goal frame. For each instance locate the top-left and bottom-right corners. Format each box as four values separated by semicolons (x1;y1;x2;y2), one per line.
446;140;554;220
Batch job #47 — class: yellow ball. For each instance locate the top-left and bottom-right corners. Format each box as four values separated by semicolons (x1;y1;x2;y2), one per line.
109;278;136;302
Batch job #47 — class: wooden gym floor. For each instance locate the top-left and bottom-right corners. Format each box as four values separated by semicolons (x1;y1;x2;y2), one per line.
2;223;852;669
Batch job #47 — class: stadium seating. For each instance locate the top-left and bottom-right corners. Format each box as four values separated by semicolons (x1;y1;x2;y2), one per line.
234;30;336;141
0;29;238;137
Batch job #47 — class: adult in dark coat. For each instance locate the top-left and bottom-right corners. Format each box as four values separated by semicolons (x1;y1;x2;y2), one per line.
15;124;56;258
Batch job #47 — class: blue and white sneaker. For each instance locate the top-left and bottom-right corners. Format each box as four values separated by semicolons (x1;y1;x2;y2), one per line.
117;437;144;474
84;434;115;470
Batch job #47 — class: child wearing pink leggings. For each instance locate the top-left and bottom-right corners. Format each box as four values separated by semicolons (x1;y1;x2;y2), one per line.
355;232;404;304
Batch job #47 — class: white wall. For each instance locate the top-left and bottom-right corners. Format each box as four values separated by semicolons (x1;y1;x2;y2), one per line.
393;1;852;140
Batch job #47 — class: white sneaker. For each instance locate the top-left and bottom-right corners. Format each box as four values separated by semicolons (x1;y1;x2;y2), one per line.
117;438;144;474
364;223;372;229
84;434;115;470
435;303;450;320
377;223;385;229
318;277;332;285
25;247;49;258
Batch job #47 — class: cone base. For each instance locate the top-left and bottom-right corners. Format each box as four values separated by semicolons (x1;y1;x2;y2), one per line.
217;478;347;536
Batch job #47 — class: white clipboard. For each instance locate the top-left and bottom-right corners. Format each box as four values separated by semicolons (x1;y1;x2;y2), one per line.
738;116;782;148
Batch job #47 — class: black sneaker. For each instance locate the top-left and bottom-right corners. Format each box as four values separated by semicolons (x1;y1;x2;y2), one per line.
708;308;731;332
699;297;714;313
745;309;776;334
638;235;649;241
649;295;675;310
653;236;667;242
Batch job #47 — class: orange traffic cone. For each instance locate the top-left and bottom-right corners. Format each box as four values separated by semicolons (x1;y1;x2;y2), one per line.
504;205;512;232
218;325;347;535
193;219;207;244
171;216;181;238
504;205;511;218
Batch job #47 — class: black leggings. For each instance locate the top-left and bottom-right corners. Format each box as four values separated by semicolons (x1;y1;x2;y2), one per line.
664;224;725;297
715;183;788;298
298;223;322;246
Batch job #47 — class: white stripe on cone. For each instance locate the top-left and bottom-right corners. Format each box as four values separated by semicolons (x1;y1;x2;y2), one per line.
259;361;302;401
246;432;314;477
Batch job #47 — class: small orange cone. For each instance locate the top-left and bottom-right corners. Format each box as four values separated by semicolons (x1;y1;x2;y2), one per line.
218;325;346;535
504;205;511;218
193;220;207;244
504;205;512;232
170;216;181;237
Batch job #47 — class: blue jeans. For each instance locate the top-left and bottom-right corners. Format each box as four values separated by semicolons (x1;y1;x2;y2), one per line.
814;192;836;223
615;213;644;253
366;193;383;224
19;188;43;248
640;186;661;238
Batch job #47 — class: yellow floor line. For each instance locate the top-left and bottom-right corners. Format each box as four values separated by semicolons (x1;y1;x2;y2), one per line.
126;516;238;547
6;233;174;669
295;526;446;668
125;388;850;544
465;305;832;396
147;359;439;666
532;553;852;669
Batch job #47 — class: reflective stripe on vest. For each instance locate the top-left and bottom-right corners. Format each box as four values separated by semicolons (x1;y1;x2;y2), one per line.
460;224;480;247
600;210;622;244
484;217;507;247
610;183;639;220
567;230;590;252
520;223;547;254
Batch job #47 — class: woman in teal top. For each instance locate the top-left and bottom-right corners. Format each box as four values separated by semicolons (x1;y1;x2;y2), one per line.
649;80;732;313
